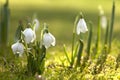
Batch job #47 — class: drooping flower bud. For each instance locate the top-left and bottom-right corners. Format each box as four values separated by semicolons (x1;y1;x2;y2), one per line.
100;15;107;29
98;5;107;29
42;32;56;49
23;28;36;44
33;18;40;31
11;42;24;56
76;18;88;35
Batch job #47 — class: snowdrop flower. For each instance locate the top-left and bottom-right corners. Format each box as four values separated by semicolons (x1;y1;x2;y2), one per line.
43;32;56;49
100;15;107;29
76;18;88;35
11;42;24;56
33;18;40;31
23;28;36;44
98;5;107;28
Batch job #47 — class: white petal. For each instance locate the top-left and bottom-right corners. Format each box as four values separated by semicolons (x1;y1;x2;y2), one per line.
31;31;36;42
76;22;81;35
43;33;51;48
11;43;18;54
11;42;24;55
101;16;107;28
23;28;35;43
79;19;88;33
43;32;56;49
76;18;88;35
48;33;56;46
17;43;24;54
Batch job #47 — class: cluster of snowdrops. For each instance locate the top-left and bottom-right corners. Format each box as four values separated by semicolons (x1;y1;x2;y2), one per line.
11;11;107;77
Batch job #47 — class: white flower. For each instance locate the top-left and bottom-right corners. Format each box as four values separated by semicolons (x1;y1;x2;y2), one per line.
11;42;24;56
23;28;36;44
33;18;40;31
100;16;107;28
43;32;56;49
76;18;88;35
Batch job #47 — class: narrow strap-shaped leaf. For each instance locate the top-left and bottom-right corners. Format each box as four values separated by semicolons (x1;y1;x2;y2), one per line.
71;32;75;66
14;21;24;42
63;44;71;65
76;39;84;67
71;14;80;65
104;20;109;45
108;1;115;52
73;42;79;62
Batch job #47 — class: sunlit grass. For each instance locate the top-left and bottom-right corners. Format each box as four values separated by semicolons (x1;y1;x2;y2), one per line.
0;44;120;79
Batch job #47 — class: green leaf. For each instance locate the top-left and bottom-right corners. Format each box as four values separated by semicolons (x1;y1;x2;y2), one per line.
104;20;109;45
72;42;79;65
108;1;115;53
63;44;71;65
76;39;84;67
38;59;45;74
71;32;76;67
27;52;35;75
86;22;93;59
14;21;23;42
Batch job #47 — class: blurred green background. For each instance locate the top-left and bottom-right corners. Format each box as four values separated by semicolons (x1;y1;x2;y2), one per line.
0;0;120;46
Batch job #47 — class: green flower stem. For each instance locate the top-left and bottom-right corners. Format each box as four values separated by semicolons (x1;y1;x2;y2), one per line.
108;1;115;53
37;45;46;74
76;39;84;67
25;42;29;57
71;14;79;67
86;22;92;60
95;15;101;55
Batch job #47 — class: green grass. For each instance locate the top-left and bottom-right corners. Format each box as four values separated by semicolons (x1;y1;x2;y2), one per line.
0;45;120;80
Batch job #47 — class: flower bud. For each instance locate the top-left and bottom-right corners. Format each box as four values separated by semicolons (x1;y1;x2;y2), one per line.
33;18;40;31
100;15;107;29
